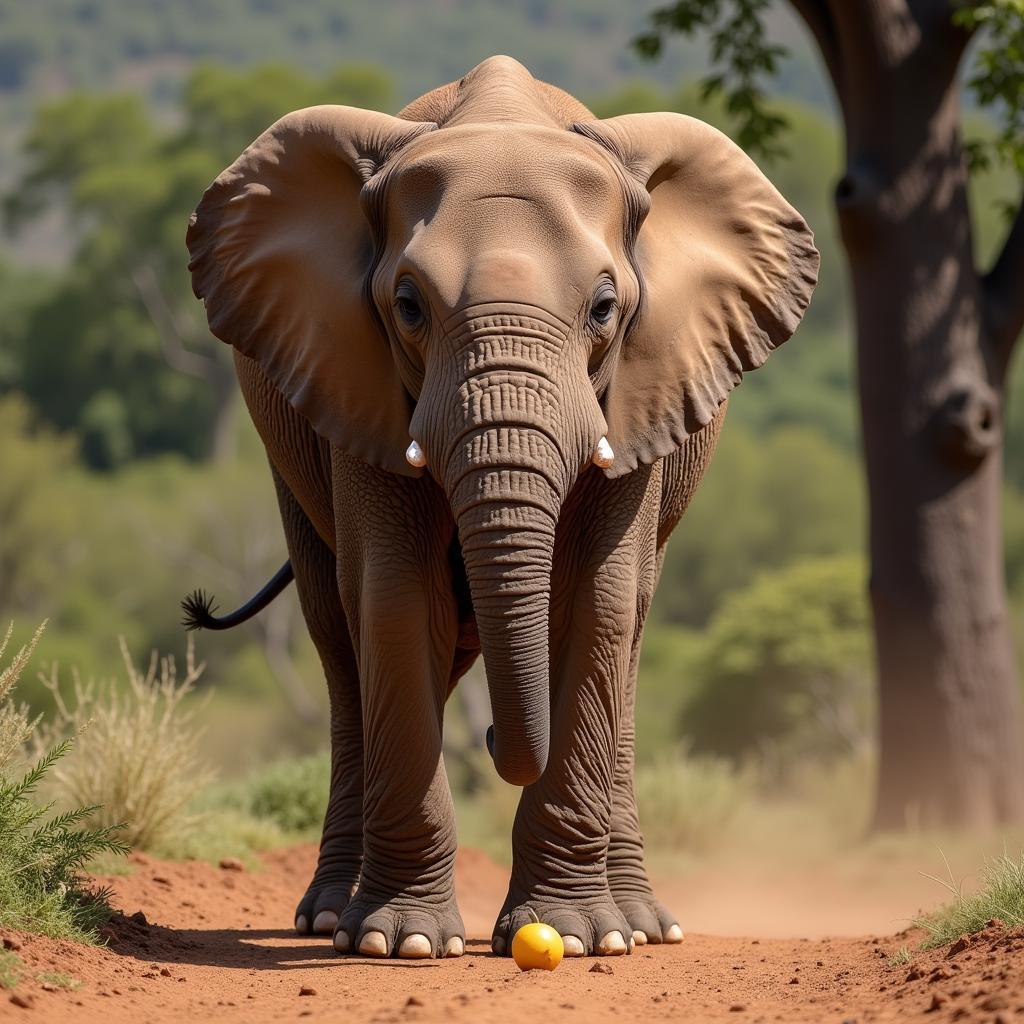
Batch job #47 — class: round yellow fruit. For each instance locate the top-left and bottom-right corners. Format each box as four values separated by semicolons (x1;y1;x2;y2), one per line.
511;922;564;971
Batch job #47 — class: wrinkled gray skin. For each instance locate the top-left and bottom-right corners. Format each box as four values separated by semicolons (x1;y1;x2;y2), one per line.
186;56;818;960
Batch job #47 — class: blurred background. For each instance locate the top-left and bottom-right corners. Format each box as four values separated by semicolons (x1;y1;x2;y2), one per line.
1;0;1022;896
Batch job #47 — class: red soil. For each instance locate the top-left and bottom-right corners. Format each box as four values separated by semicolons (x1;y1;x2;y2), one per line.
1;845;1022;1023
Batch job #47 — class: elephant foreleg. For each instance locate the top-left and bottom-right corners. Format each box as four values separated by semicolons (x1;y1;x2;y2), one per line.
272;469;364;937
606;609;683;945
331;453;465;960
491;464;660;958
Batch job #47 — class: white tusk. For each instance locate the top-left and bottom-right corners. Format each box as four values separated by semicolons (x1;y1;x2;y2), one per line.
405;440;427;468
592;436;614;469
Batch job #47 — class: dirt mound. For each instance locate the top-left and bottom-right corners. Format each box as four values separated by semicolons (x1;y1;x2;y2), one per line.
1;845;1022;1022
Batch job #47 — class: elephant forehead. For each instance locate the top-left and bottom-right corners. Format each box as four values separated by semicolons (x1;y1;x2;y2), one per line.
385;124;624;232
383;126;625;314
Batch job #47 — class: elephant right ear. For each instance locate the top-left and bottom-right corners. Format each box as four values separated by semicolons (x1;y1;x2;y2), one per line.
187;105;435;476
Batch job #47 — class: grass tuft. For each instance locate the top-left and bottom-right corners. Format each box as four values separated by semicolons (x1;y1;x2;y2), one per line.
0;623;129;942
915;850;1024;948
35;970;79;990
888;946;912;966
0;951;22;989
35;637;214;851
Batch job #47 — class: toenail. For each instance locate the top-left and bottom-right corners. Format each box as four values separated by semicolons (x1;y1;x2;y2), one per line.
596;930;627;955
358;930;389;957
445;936;465;957
313;910;338;934
665;924;684;943
632;929;648;945
562;935;585;957
398;934;432;959
295;914;308;934
333;929;351;953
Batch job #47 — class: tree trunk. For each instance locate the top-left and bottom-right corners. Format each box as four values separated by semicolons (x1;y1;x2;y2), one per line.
831;5;1024;828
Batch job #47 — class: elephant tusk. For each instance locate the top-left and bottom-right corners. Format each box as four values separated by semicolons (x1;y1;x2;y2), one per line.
591;436;614;469
405;439;427;468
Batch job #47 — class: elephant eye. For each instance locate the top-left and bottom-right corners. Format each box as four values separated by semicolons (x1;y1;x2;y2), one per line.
395;287;425;329
590;288;617;326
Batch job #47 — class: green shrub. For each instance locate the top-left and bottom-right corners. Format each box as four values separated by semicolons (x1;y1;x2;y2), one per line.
35;636;213;850
0;624;127;941
244;752;330;834
635;745;755;853
680;555;872;769
916;851;1024;948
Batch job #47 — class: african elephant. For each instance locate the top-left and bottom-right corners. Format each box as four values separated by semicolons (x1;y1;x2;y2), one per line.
183;55;818;961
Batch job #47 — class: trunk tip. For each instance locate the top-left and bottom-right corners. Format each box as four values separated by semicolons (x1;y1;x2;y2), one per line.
486;724;546;786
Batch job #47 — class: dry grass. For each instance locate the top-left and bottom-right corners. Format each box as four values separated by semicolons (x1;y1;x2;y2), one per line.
36;637;214;850
0;622;44;776
0;623;126;941
915;850;1024;948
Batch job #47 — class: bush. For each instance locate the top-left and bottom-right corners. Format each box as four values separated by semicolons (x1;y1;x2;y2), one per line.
635;746;755;854
680;555;872;769
916;852;1024;948
0;624;127;941
242;752;330;834
36;636;213;850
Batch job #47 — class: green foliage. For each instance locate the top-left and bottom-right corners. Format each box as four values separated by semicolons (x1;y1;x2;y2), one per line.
0;623;127;942
635;746;755;852
637;0;1024;212
654;425;864;625
635;0;788;159
679;555;872;765
35;638;214;850
0;397;79;618
955;0;1024;189
2;61;398;468
916;851;1024;947
224;752;330;835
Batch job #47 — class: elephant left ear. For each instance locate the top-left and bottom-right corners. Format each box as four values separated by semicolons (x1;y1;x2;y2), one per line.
573;113;819;478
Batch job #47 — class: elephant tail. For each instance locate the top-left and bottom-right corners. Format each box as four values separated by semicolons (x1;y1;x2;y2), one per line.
181;560;295;631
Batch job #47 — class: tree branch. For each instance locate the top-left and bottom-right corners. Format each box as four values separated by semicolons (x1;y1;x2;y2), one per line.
984;196;1024;364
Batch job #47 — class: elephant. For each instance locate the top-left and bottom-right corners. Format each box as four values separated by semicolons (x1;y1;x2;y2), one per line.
182;55;818;961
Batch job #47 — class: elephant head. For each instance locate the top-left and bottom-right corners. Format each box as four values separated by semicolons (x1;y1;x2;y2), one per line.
187;60;818;786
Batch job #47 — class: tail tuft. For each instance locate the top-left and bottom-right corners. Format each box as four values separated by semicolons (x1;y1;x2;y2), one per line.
181;589;219;631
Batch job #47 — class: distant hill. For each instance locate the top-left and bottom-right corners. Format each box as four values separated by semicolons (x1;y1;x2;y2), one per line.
0;0;827;110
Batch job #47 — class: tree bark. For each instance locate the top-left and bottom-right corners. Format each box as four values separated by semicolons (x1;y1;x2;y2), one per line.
811;0;1024;828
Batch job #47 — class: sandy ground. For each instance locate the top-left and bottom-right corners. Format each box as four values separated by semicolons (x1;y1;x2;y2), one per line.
2;844;1022;1023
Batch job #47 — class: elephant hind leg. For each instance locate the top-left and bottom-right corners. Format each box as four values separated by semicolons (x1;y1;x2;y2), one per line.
271;467;364;937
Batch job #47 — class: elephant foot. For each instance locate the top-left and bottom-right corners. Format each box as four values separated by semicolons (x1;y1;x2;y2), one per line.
491;890;633;958
333;889;465;960
294;865;360;936
611;892;683;946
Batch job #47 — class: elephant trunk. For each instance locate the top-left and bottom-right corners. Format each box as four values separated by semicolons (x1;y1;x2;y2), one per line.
447;429;565;787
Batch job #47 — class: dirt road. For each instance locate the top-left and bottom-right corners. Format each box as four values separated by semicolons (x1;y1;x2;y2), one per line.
1;845;1021;1022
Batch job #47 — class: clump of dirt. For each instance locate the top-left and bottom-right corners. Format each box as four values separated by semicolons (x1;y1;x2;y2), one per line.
2;845;1023;1022
890;919;1024;1022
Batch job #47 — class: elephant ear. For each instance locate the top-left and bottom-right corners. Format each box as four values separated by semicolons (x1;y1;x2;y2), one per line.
187;105;435;476
574;113;819;478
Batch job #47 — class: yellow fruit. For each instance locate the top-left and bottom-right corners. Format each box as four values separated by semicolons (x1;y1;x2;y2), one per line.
511;922;564;971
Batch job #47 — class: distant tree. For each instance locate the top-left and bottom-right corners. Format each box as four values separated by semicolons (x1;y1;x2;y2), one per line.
4;63;395;468
681;556;871;767
0;396;78;616
638;0;1024;829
